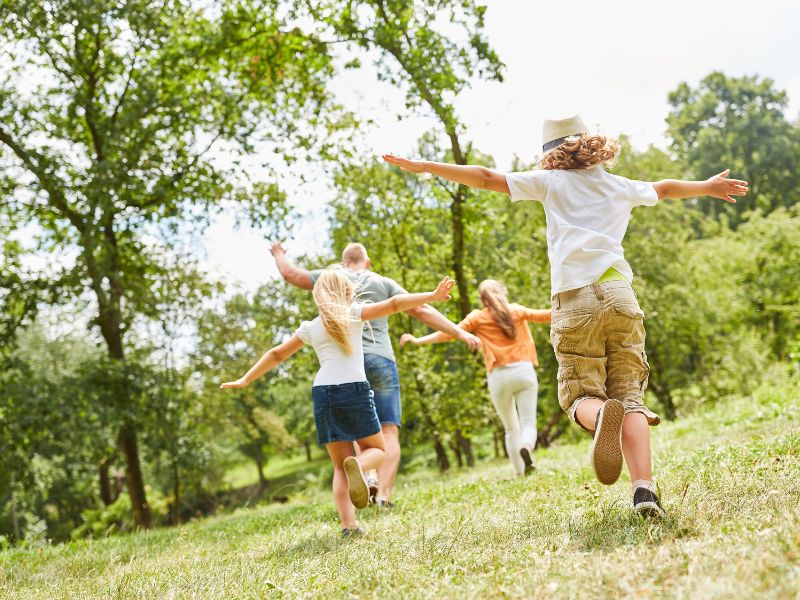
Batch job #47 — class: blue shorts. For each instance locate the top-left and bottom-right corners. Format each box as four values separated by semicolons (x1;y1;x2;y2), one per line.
364;354;402;427
312;381;381;444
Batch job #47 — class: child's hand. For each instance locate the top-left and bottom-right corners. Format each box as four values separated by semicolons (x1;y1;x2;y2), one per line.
399;333;417;348
220;378;249;389
707;169;749;203
382;154;426;173
430;276;455;302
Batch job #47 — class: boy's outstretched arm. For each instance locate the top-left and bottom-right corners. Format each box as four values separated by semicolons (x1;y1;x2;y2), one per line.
383;155;510;195
652;169;748;203
405;304;481;350
220;335;304;389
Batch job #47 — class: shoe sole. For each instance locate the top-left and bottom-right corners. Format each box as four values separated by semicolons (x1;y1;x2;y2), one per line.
592;399;624;485
634;502;666;519
520;447;535;476
343;457;369;509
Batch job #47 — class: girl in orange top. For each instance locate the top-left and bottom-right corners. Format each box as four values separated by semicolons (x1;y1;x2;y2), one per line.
400;280;551;476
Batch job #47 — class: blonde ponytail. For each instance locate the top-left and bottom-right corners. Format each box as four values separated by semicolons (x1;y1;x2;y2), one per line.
479;279;515;339
312;269;358;354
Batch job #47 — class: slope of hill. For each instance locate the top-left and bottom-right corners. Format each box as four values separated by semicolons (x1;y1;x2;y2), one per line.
2;378;798;599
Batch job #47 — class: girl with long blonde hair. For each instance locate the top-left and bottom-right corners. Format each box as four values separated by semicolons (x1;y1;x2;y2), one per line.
221;269;455;536
401;279;551;476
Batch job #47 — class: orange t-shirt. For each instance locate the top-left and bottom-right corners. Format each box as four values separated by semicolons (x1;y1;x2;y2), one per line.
459;304;551;372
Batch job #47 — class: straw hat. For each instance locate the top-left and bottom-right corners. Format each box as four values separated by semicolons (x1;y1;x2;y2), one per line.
542;115;588;154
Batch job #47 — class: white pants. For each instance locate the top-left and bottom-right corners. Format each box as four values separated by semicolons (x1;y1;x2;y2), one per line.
487;361;538;476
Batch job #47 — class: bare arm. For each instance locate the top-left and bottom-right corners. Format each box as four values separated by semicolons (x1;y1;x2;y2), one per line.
270;241;314;290
360;277;454;321
383;155;510;195
652;169;748;203
220;335;305;389
399;331;454;347
406;304;481;350
518;307;552;323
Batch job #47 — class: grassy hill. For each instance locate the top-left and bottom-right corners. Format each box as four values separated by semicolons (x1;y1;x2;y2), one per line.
2;379;798;599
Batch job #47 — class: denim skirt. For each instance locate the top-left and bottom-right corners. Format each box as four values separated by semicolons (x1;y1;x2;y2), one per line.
312;381;381;444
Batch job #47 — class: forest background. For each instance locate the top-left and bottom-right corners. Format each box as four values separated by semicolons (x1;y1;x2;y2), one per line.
1;0;798;545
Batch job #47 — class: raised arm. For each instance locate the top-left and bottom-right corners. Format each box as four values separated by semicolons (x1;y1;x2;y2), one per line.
360;277;455;321
220;335;304;389
270;241;314;290
383;155;510;195
405;304;481;350
652;169;748;203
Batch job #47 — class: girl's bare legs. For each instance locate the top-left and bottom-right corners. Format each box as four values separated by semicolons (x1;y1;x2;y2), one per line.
325;441;358;529
374;425;399;500
356;430;386;472
575;398;653;482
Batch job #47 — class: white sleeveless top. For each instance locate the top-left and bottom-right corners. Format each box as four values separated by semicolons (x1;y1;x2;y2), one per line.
295;304;367;386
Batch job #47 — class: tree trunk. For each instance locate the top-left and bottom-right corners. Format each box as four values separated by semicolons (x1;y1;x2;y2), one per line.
649;379;676;421
255;455;267;495
304;441;312;462
492;429;501;458
537;409;567;448
456;430;475;467
171;462;181;525
10;489;21;541
434;438;450;472
99;458;114;505
117;424;152;529
451;439;463;468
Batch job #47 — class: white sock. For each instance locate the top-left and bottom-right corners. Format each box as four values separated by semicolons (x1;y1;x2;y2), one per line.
632;479;656;494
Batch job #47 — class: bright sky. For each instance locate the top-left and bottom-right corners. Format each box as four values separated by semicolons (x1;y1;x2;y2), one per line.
207;0;800;292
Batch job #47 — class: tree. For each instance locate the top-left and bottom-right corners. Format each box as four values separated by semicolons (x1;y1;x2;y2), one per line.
667;72;800;225
314;0;505;463
0;0;337;527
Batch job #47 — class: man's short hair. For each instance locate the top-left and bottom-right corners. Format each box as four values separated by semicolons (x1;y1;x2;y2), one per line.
342;242;368;266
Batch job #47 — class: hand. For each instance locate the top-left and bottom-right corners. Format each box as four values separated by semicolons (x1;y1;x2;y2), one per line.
220;378;249;389
399;333;417;348
382;154;427;174
430;276;455;302
456;329;482;351
707;169;748;204
270;241;286;257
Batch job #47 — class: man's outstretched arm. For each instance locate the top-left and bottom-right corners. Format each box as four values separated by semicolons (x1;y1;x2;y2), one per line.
406;304;481;350
270;241;314;290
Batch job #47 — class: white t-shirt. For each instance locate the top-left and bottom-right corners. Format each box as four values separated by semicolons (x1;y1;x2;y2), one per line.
295;304;367;386
505;166;659;295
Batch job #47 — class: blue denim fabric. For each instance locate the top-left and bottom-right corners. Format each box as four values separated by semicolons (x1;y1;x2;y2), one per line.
312;381;380;444
363;353;402;426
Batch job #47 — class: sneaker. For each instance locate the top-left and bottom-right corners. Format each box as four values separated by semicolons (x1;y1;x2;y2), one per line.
376;498;395;510
633;486;667;518
591;399;624;485
367;477;379;504
341;527;366;538
519;447;535;476
343;456;370;508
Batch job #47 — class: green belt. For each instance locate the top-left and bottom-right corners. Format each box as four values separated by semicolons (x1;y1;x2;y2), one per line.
596;267;628;283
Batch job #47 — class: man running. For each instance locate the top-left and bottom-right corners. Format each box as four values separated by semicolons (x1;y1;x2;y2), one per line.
271;241;479;507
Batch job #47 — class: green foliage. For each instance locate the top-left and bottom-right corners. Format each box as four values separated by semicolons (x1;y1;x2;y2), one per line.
667;72;800;224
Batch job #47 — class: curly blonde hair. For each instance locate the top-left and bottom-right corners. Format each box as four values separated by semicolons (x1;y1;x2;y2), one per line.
539;134;619;170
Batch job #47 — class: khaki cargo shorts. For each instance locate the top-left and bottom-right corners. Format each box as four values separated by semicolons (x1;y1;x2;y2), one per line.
550;280;660;430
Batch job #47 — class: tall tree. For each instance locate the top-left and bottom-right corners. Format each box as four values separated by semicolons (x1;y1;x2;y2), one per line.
315;0;504;462
0;0;336;527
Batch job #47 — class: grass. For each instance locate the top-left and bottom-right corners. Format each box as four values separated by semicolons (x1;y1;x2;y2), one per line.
2;381;798;599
